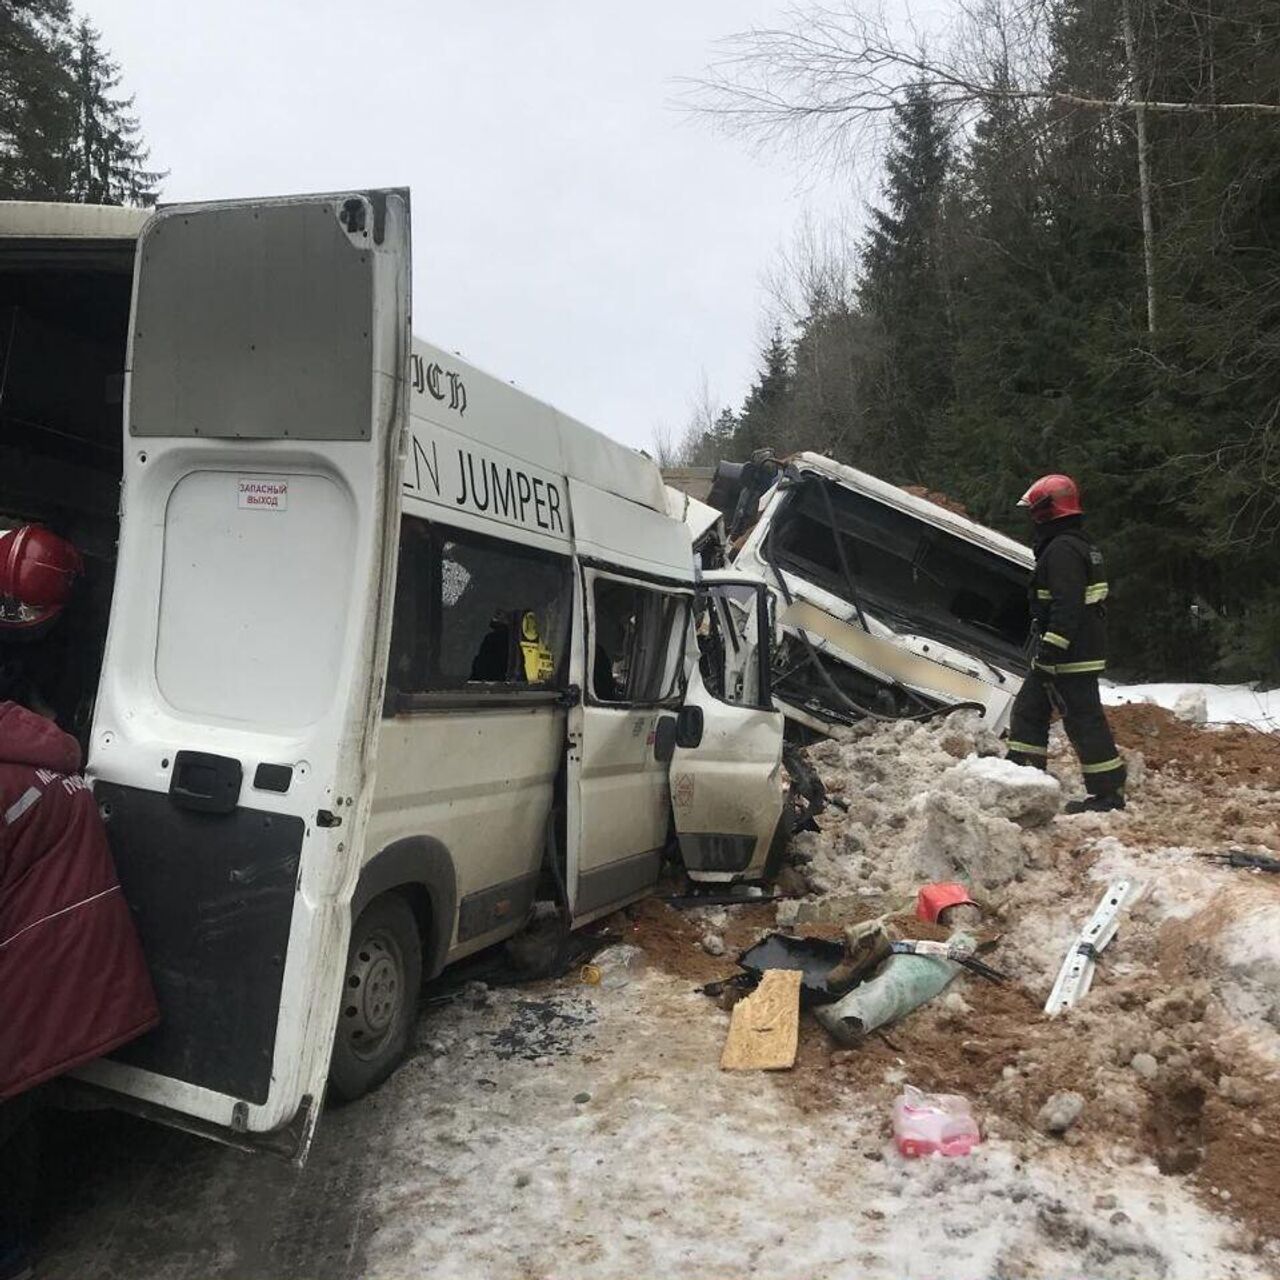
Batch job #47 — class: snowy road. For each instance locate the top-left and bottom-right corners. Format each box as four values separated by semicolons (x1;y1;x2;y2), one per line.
36;957;1269;1280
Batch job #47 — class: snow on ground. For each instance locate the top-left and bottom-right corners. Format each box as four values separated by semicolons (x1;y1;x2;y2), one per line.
356;970;1269;1280
1104;681;1280;732
37;957;1271;1280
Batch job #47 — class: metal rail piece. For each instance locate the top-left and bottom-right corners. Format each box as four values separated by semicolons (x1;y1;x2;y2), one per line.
1044;880;1132;1017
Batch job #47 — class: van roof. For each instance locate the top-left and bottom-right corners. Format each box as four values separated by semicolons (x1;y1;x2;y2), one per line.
0;201;152;240
411;339;668;514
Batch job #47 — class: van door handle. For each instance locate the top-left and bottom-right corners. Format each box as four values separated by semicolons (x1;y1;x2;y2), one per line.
169;751;243;814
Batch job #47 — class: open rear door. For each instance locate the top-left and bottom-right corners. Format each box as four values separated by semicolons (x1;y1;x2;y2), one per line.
76;191;410;1160
671;575;786;882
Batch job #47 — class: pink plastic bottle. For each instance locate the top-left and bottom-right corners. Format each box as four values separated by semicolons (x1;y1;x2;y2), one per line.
892;1085;981;1158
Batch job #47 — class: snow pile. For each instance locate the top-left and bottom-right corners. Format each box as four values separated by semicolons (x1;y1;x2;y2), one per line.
1174;687;1209;724
937;755;1063;827
1104;681;1280;732
795;709;1062;898
1214;902;1280;1032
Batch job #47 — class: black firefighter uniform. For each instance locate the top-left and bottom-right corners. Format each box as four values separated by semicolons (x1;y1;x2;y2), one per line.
1006;518;1126;797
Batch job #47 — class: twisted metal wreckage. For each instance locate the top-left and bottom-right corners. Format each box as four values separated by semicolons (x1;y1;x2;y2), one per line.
667;451;1037;826
677;450;1035;734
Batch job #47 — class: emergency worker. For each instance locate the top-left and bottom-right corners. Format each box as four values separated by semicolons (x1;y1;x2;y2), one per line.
0;526;159;1280
1006;476;1126;813
0;525;83;714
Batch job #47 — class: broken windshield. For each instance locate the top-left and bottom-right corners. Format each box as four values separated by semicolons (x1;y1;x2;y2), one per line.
767;478;1030;666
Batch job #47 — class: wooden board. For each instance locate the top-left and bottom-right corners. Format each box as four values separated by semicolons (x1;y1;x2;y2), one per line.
720;969;802;1071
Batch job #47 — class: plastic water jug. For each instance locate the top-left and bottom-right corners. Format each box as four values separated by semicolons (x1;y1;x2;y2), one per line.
892;1085;980;1158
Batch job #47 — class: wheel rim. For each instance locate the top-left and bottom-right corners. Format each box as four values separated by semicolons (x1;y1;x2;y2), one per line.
342;927;405;1061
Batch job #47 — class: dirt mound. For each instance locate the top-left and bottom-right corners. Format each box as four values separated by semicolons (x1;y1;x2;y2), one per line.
1110;702;1280;790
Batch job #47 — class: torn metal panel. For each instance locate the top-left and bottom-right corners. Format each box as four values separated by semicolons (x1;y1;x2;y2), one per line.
695;451;1036;736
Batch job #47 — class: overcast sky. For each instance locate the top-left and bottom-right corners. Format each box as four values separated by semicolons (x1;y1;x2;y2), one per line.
86;0;856;452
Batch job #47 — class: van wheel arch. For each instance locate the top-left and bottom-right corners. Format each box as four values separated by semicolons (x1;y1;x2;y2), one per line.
350;836;457;980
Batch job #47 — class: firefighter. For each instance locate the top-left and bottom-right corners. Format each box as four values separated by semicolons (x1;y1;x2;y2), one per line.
1006;475;1126;813
1;525;159;1280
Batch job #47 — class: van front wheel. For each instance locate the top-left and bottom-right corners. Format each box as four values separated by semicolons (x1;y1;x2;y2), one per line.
329;893;423;1103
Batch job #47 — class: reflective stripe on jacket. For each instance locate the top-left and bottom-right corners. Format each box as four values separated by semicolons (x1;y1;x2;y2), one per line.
1029;518;1108;675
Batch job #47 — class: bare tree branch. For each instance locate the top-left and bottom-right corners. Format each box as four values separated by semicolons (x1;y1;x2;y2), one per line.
682;0;1280;171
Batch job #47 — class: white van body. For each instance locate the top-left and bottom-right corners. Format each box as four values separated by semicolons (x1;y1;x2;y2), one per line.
729;453;1035;735
0;192;785;1160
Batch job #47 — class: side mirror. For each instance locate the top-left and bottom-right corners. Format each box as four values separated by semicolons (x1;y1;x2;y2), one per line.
676;705;704;749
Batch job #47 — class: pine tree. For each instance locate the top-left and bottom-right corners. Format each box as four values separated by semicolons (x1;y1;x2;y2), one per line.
856;84;954;482
0;0;75;199
68;18;162;205
732;329;793;458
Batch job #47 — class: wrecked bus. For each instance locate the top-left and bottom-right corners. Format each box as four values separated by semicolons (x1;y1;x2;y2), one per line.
0;191;785;1160
705;452;1035;736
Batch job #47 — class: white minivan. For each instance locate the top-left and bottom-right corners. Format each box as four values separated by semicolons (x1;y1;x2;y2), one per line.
0;190;785;1160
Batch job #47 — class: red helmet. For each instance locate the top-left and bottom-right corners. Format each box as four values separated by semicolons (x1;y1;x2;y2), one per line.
1017;474;1082;523
0;525;84;632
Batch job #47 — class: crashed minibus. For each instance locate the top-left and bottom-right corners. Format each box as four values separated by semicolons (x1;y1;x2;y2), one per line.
705;453;1036;736
0;190;785;1160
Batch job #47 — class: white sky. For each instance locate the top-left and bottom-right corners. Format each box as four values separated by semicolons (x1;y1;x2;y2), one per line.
86;0;856;452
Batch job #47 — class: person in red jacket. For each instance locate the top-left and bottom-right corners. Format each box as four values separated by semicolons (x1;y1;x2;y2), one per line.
0;526;159;1279
0;698;160;1097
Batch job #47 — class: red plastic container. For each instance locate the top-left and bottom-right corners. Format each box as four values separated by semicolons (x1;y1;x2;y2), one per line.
916;881;976;924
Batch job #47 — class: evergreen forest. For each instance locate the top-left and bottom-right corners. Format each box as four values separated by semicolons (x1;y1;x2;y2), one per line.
680;0;1280;682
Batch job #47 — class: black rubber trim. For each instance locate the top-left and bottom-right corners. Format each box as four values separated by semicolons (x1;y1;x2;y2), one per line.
575;848;663;916
97;782;303;1104
456;871;539;943
678;832;757;873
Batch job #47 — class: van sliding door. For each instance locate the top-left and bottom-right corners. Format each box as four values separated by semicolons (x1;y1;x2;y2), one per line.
77;191;410;1160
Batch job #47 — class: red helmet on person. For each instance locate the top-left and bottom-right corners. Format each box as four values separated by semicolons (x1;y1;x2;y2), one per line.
1017;474;1082;523
0;525;84;632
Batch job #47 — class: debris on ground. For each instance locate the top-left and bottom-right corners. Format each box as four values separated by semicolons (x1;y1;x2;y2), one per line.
720;968;802;1071
736;933;848;1003
816;932;967;1045
616;699;1280;1254
892;1084;981;1158
1037;1090;1086;1136
1044;880;1133;1016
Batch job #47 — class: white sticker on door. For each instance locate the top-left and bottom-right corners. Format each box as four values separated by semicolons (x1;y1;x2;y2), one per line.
238;477;289;511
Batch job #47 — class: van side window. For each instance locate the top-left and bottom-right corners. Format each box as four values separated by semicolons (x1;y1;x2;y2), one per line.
591;578;688;706
387;517;572;705
694;583;772;711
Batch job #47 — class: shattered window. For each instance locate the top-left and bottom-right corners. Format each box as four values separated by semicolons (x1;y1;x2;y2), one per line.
770;480;1029;657
696;583;770;709
591;577;689;706
387;516;572;704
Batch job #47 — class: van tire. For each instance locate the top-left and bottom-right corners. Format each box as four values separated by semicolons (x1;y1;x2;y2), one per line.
329;892;423;1104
